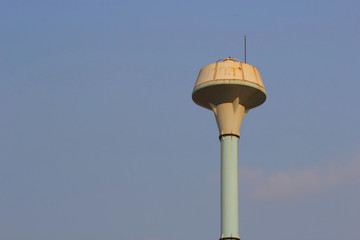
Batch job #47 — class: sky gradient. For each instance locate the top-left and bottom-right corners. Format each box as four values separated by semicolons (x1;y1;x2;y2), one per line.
1;1;360;240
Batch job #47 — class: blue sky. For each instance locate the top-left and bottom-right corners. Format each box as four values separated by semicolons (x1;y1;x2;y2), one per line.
1;1;359;240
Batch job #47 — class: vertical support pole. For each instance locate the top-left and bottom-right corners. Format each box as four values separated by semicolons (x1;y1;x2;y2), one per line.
220;135;239;240
244;35;247;63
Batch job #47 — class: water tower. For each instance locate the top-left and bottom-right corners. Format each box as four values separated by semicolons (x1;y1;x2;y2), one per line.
192;57;266;240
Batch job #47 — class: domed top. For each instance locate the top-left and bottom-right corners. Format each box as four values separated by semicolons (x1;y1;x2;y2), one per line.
192;57;266;111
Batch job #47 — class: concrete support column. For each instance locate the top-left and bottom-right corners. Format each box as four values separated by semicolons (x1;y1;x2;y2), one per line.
220;135;239;240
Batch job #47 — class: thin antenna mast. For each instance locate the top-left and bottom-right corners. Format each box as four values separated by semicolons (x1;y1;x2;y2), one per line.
244;35;247;63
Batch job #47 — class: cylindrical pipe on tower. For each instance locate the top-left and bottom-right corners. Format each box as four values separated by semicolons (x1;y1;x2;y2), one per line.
220;135;239;240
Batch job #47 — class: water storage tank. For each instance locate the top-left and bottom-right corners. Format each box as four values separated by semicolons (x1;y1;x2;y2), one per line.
191;57;267;240
192;57;266;136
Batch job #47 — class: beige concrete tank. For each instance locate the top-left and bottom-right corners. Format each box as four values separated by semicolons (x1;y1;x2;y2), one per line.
192;57;266;136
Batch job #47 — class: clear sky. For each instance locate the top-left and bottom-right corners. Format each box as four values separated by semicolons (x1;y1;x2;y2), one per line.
1;0;360;240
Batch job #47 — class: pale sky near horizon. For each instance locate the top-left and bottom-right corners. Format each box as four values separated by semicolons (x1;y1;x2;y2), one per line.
1;1;360;240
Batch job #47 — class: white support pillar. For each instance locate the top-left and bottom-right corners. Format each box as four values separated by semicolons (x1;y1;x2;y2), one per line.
220;135;239;240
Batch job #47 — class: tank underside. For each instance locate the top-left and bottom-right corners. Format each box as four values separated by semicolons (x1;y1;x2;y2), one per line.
192;82;266;111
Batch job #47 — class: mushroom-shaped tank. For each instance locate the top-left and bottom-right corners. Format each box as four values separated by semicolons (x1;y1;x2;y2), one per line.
192;57;266;136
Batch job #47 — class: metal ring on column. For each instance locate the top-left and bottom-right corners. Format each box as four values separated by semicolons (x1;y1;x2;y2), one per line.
219;237;240;240
219;133;240;140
